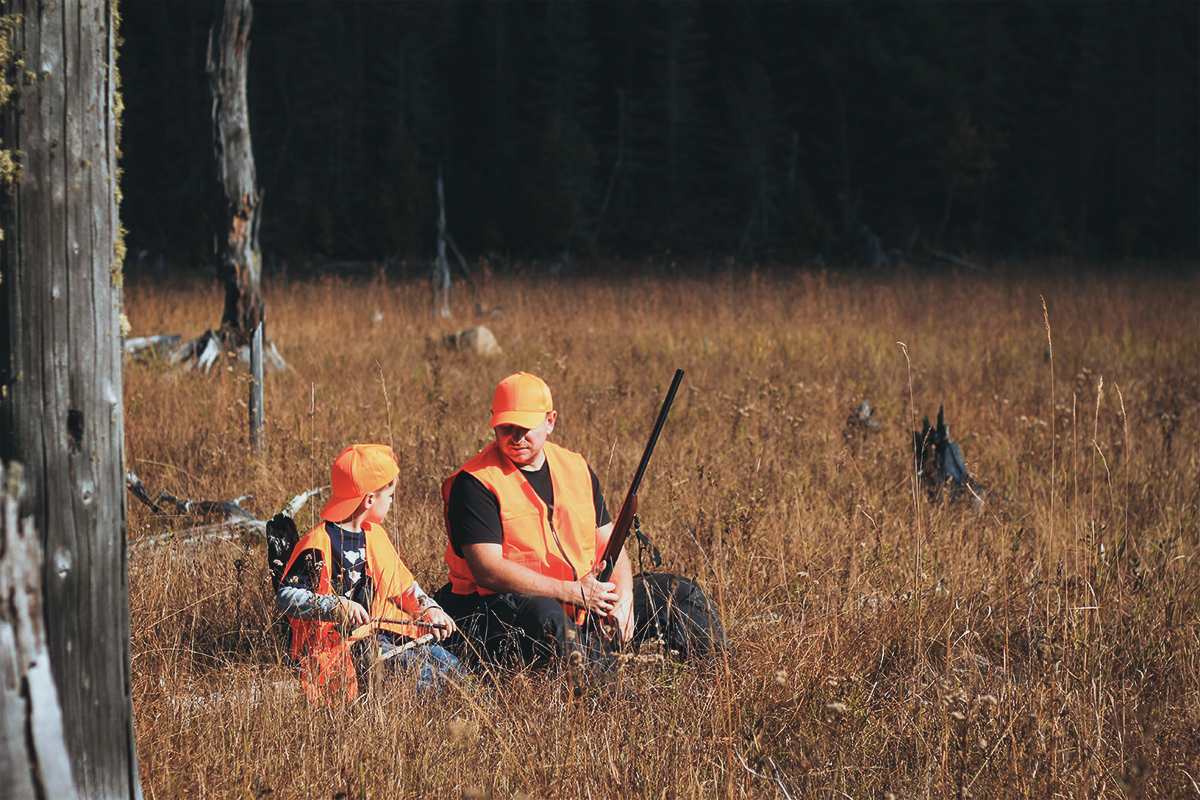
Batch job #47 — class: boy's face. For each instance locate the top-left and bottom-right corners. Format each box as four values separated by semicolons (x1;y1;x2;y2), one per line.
363;480;396;525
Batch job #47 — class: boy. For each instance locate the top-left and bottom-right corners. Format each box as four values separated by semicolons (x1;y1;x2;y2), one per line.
277;443;463;701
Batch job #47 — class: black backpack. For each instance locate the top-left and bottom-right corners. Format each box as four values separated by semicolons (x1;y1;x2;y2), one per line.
266;513;301;657
266;512;300;592
631;572;728;663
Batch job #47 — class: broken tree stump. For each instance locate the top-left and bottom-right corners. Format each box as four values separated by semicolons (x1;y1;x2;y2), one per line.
0;461;76;799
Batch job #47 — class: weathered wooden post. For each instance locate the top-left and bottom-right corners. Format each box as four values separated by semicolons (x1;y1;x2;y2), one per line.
250;321;264;454
0;1;142;797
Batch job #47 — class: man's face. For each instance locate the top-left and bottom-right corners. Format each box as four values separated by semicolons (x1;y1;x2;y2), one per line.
494;411;556;469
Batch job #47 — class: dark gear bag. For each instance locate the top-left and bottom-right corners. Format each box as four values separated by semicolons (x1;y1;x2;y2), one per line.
266;513;300;591
266;513;301;656
631;572;727;662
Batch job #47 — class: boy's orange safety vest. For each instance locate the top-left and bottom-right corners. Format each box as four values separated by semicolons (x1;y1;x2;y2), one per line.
442;441;597;612
282;522;420;702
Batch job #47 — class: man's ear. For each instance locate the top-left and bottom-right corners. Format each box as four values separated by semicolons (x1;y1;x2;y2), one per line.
362;493;376;509
546;410;557;432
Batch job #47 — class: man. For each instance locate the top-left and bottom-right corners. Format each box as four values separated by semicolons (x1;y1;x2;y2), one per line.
436;372;725;668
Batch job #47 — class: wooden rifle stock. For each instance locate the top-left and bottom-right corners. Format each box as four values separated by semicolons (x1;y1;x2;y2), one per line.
596;369;684;583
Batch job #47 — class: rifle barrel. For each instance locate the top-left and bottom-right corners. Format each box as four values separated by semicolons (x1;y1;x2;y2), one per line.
597;369;684;583
626;369;685;498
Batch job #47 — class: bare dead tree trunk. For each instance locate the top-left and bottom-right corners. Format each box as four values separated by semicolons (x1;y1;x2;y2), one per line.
433;167;451;318
207;0;264;346
430;167;472;319
0;2;142;797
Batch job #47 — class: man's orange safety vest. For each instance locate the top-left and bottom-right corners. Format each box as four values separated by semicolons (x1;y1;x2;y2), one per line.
282;522;420;702
442;441;597;608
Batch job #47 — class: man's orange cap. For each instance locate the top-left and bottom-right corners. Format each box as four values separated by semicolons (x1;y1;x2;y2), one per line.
491;372;553;430
320;444;400;522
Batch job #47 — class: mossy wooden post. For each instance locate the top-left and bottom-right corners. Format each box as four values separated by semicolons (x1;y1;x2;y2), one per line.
208;0;264;346
0;1;142;797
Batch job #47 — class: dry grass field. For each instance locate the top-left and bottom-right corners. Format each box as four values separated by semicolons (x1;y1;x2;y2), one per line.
123;264;1200;799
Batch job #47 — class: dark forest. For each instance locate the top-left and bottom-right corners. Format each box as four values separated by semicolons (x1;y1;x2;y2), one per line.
119;1;1199;271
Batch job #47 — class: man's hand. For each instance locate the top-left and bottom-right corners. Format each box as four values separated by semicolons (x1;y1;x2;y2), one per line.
334;597;369;627
611;591;634;643
592;524;635;644
578;560;620;617
580;560;634;644
420;606;457;642
462;541;631;637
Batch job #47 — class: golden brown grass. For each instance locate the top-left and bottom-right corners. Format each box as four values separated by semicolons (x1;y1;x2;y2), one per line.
124;264;1200;798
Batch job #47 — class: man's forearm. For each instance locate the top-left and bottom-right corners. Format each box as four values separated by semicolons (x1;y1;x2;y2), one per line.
462;541;630;618
469;552;576;605
612;546;634;602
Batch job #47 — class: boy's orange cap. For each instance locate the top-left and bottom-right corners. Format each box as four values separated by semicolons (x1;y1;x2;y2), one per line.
491;372;553;430
320;444;400;522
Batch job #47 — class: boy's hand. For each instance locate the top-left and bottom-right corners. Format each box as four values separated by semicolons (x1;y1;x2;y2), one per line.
335;597;370;627
420;606;457;641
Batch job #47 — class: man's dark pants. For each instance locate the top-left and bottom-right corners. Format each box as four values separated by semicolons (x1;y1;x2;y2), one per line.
434;572;726;669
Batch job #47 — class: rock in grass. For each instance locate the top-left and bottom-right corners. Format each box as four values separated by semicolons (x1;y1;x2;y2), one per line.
443;326;502;357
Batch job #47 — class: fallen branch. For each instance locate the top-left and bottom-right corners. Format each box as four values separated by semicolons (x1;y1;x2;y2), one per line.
126;472;323;550
283;486;326;518
125;471;254;520
132;519;267;550
126;471;163;514
169;330;223;372
148;329;292;373
124;334;182;359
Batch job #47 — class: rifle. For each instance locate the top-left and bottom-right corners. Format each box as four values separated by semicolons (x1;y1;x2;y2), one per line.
596;368;685;584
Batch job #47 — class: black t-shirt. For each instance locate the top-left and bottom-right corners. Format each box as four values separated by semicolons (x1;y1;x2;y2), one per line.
281;521;369;598
446;458;611;558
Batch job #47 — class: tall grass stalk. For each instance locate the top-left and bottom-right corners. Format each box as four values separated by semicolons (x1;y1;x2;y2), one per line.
897;340;924;704
1041;295;1055;541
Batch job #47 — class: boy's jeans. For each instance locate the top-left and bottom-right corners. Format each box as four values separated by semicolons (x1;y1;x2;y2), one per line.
375;635;466;692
